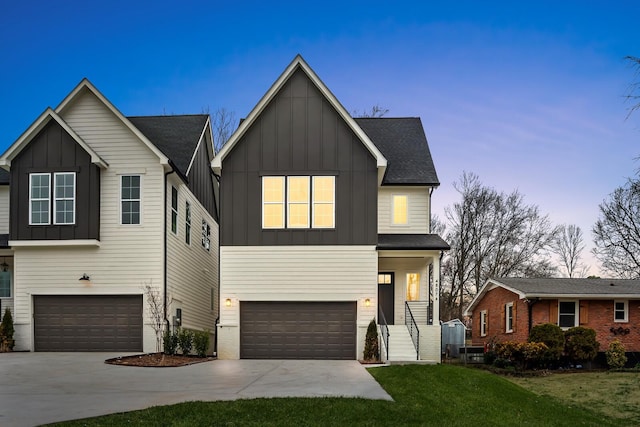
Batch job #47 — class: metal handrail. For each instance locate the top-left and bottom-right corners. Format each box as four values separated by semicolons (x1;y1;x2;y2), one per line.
378;307;390;363
405;301;420;360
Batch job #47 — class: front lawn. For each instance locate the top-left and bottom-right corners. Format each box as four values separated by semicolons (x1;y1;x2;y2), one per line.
50;365;620;426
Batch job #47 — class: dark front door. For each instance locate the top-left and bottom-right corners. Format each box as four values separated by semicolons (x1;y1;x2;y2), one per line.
378;272;395;324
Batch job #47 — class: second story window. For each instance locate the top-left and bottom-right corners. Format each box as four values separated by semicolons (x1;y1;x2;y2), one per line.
121;175;141;225
392;195;408;225
202;219;211;251
54;173;75;225
171;186;178;234
185;201;191;244
262;176;335;229
29;173;51;225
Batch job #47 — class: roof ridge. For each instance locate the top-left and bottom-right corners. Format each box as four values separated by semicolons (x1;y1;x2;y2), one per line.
126;114;209;119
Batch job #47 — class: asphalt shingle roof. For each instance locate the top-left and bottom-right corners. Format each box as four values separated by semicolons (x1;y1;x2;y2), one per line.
355;117;439;186
377;234;450;250
495;277;640;296
127;115;209;177
0;169;9;185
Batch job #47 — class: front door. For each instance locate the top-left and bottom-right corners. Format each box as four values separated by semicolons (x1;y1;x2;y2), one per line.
377;272;395;324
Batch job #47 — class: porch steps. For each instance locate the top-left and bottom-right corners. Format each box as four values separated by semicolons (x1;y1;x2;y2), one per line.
406;301;429;325
386;325;419;362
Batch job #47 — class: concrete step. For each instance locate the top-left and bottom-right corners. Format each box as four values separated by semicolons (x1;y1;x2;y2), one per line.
386;325;419;361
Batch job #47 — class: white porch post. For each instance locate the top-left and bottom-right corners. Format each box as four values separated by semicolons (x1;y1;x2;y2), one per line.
432;254;440;323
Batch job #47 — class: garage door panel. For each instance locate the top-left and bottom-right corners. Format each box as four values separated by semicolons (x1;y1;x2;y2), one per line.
33;295;143;352
240;301;356;360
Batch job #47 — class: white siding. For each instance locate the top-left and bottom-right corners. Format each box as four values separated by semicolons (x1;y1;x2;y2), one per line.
0;186;8;233
218;245;377;359
419;325;441;363
12;90;165;352
378;186;431;234
166;175;218;338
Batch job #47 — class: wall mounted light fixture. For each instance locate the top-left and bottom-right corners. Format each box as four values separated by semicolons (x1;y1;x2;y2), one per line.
365;298;371;307
225;298;232;307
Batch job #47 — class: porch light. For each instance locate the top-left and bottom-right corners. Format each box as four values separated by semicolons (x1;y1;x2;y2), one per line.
225;298;232;307
365;298;371;307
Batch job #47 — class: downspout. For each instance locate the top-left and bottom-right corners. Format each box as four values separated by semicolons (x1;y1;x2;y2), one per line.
164;169;176;334
212;171;221;355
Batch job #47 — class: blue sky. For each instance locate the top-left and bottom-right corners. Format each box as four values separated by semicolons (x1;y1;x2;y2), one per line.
1;1;638;274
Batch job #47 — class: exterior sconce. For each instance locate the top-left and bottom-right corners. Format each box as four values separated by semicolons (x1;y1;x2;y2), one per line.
79;273;91;286
365;298;371;307
225;298;232;307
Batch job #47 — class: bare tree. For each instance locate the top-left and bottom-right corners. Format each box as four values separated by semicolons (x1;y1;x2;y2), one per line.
624;55;640;119
206;107;237;154
593;176;640;278
441;172;556;319
551;224;588;278
352;104;389;118
143;281;164;352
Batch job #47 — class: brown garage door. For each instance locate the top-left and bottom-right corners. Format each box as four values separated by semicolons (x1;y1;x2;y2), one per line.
240;301;356;359
33;295;143;352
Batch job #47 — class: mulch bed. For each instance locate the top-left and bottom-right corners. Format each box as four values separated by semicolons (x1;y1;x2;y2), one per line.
105;352;215;367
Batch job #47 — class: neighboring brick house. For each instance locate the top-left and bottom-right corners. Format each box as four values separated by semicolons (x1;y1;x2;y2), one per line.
465;278;640;353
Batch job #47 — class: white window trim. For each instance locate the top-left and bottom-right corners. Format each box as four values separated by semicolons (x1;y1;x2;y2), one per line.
185;200;191;245
171;186;178;235
505;302;514;333
53;172;76;225
262;176;285;229
614;300;629;323
558;300;579;329
29;173;51;225
120;175;142;225
287;176;310;229
312;176;335;229
0;270;11;299
391;194;409;226
480;310;487;337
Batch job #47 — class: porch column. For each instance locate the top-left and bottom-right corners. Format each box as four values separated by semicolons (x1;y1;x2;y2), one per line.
432;254;440;322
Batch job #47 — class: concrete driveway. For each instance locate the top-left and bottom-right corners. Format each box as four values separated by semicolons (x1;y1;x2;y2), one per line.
0;353;392;427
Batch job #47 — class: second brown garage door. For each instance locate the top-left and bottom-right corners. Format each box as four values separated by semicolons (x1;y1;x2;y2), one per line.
240;301;357;359
33;295;143;352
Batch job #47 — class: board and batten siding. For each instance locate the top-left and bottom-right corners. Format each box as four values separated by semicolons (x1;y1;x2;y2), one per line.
0;186;9;233
166;176;218;341
217;245;378;359
11;89;166;352
378;186;431;234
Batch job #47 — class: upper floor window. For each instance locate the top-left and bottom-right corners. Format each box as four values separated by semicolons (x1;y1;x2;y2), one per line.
262;176;335;229
0;271;10;298
185;201;191;245
392;195;408;225
558;301;578;328
171;186;178;234
54;173;75;225
202;219;211;251
505;302;514;333
121;175;141;225
480;310;487;337
614;300;628;323
30;173;51;225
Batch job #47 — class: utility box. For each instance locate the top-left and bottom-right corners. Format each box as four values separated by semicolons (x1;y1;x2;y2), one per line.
441;319;466;358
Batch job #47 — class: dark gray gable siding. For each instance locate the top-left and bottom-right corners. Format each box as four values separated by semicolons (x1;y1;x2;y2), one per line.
221;67;378;246
188;135;218;221
10;120;100;240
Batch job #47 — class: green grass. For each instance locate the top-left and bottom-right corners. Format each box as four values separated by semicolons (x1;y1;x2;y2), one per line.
50;365;620;426
509;371;640;425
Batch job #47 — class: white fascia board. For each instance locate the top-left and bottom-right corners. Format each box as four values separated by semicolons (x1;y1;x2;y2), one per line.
463;278;526;316
0;108;108;169
525;293;640;299
55;78;170;166
9;239;101;247
211;55;388;174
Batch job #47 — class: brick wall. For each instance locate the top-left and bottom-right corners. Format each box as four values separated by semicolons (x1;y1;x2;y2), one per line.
470;286;528;346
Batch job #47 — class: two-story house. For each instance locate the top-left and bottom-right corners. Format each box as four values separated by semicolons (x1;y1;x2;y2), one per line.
212;56;448;362
0;79;219;352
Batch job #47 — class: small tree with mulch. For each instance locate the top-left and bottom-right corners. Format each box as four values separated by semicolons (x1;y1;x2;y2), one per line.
363;318;380;362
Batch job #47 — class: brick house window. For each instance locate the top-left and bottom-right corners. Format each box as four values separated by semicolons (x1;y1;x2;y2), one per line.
480;310;487;337
614;300;628;323
558;301;578;328
505;302;514;333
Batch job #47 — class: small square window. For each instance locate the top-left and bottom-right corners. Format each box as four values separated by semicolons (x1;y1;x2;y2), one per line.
614;301;628;323
558;301;578;328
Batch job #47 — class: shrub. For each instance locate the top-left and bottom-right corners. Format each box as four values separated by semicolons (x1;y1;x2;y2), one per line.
363;318;380;362
0;308;15;351
193;329;210;357
163;328;179;355
177;328;194;356
564;327;599;364
529;323;564;365
483;351;497;365
606;339;627;369
495;341;549;370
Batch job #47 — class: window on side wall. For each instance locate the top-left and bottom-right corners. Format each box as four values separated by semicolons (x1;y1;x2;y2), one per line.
614;300;628;323
480;310;487;337
0;271;11;298
185;201;191;244
202;219;211;251
392;195;408;225
121;175;141;225
171;186;178;234
558;301;578;328
505;302;514;333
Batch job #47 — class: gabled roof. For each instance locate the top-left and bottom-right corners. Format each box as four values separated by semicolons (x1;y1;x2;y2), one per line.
465;277;640;316
355;118;440;186
128;115;210;178
0;169;9;185
377;234;450;250
0;108;108;169
212;55;387;175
